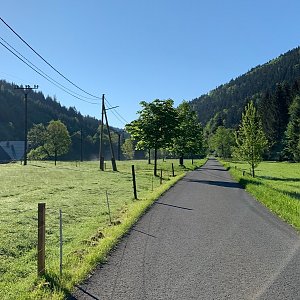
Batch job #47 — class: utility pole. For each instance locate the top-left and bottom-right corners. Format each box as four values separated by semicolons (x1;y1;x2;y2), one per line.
103;102;118;171
99;94;118;171
14;84;38;165
99;94;105;170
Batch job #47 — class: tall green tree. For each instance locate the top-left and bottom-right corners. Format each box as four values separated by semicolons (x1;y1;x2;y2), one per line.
172;101;203;165
46;120;71;165
126;99;178;176
284;95;300;161
209;126;235;158
28;120;71;165
234;101;268;177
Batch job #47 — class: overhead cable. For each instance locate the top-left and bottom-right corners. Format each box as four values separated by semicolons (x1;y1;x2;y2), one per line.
0;39;99;105
0;36;99;104
0;16;100;99
105;96;129;125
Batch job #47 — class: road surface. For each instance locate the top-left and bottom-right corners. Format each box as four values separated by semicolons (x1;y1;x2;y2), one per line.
72;158;300;299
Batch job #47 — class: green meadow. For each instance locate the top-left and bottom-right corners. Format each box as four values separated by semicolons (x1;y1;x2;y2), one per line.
0;158;205;299
221;160;300;230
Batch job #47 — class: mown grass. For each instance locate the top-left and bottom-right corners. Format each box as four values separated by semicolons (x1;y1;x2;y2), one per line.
219;159;300;230
0;158;206;299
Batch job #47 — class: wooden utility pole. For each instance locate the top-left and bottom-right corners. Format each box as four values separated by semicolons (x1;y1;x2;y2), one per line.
14;84;38;165
99;94;105;171
103;103;117;171
99;94;118;171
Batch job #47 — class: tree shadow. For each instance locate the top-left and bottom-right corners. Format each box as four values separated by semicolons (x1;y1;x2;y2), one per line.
238;177;300;201
270;188;300;201
238;177;262;187
199;167;228;172
257;176;300;182
185;178;243;189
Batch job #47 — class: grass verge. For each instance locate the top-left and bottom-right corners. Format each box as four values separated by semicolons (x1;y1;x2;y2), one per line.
0;158;206;299
219;159;300;230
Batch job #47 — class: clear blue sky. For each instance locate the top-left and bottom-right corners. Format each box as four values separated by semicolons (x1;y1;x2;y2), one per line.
1;0;300;128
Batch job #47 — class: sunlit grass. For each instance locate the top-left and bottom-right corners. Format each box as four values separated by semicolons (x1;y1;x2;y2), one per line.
0;158;206;299
220;159;300;230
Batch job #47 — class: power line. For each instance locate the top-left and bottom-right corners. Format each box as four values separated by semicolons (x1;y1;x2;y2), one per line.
0;36;100;103
0;17;131;125
0;39;99;105
0;16;100;100
104;96;129;125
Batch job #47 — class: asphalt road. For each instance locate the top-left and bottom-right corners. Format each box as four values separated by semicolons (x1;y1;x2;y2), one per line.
72;158;300;300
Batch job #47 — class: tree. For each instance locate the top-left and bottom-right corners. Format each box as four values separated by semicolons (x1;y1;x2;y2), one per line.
126;99;178;176
121;138;135;160
28;120;71;165
209;126;235;158
28;123;48;149
284;95;300;161
45;120;71;165
234;101;268;177
172;101;203;165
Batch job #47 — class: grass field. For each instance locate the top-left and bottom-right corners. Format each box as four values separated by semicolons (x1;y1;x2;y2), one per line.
220;159;300;230
0;158;206;299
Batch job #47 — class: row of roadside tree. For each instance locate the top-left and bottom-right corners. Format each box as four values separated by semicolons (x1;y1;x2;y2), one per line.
126;99;203;176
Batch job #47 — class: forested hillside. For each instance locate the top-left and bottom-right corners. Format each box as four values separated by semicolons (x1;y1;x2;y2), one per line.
190;46;300;160
0;80;121;160
190;46;300;129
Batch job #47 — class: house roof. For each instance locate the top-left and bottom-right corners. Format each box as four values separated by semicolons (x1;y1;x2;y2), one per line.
0;141;24;162
0;145;11;162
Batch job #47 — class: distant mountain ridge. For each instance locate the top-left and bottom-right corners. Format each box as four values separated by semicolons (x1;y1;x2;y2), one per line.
190;46;300;128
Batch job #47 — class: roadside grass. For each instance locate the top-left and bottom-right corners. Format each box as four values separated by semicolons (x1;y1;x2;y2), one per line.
219;159;300;230
0;158;206;299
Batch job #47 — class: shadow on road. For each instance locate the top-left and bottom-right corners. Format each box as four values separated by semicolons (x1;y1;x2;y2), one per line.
155;202;193;211
69;286;100;300
185;178;242;189
199;167;228;172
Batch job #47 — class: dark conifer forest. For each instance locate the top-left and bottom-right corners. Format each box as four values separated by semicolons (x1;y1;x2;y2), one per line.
0;80;121;160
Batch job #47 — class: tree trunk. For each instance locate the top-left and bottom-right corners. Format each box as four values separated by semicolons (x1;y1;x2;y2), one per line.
55;150;57;166
251;163;255;177
148;148;151;164
179;155;184;166
154;147;157;176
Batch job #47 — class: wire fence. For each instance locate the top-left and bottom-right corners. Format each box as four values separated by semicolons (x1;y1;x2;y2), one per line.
0;159;196;298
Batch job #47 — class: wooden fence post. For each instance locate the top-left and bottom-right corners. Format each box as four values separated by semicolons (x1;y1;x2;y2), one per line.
59;209;63;277
38;203;45;276
132;165;137;199
160;169;163;185
172;163;175;177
